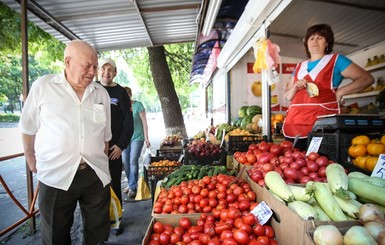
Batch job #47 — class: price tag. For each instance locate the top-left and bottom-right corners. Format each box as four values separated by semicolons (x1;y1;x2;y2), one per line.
250;201;273;225
370;154;385;179
220;129;226;148
306;137;323;156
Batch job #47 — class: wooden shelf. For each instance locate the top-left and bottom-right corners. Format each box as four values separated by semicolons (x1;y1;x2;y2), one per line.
343;90;380;100
365;62;385;72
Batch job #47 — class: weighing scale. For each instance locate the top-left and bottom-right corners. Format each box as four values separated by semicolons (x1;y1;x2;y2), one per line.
308;114;385;163
312;114;385;132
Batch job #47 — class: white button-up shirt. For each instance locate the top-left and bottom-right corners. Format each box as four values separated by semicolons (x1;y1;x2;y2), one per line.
19;73;112;190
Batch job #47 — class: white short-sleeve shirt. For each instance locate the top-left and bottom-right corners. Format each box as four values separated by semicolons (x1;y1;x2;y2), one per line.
19;73;112;190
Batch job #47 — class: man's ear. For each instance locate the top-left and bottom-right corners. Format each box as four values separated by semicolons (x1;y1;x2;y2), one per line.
64;57;71;68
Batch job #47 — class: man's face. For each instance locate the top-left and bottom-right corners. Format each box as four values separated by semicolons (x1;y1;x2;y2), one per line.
66;52;98;89
99;63;117;85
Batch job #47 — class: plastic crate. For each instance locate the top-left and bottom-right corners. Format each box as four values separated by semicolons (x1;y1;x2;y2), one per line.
156;148;183;161
224;135;265;152
308;131;382;163
340;161;371;175
182;149;226;166
147;165;181;178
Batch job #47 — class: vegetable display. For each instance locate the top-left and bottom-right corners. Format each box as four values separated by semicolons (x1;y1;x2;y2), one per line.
161;165;235;188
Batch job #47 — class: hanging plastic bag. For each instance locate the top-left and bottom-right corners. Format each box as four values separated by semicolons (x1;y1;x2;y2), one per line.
109;187;122;229
142;147;152;169
135;166;152;201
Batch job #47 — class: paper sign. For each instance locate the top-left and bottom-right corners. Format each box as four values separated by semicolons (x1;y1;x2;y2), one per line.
306;137;323;156
220;129;226;148
250;201;273;225
370;154;385;179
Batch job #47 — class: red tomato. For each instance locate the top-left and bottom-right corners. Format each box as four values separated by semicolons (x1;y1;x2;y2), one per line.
238;200;251;211
242;213;257;226
253;223;266;237
214;221;232;235
220;230;234;240
159;232;170;245
228;207;242;220
182;233;193;243
179;217;192;230
256;235;270;245
153;221;164;234
199;233;211;244
233;229;250;244
222;238;239;245
148;240;160;245
207;237;221;245
264;225;275;238
170;233;181;244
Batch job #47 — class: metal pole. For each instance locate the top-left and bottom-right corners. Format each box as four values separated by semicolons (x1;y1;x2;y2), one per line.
21;0;36;235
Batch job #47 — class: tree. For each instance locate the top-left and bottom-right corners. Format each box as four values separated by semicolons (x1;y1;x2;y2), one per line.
115;43;199;137
148;46;187;137
0;3;64;112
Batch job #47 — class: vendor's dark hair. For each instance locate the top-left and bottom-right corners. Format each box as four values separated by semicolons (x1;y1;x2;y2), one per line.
304;24;334;58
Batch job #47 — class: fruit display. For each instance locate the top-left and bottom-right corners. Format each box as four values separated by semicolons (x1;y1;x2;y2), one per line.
147;160;183;178
161;134;183;147
232;105;262;129
185;139;223;157
215;123;236;141
270;113;285;129
349;134;385;171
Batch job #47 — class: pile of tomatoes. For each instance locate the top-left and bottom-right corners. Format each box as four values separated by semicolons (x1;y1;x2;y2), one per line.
147;212;277;245
233;141;334;185
153;174;257;214
348;135;385;171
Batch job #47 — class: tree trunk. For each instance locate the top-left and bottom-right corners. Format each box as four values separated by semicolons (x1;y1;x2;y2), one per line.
147;46;187;137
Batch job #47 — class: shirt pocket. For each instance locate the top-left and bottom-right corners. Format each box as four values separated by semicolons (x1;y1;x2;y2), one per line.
93;104;107;123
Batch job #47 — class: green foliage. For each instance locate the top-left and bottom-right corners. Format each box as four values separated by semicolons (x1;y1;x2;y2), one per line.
0;3;64;112
0;113;20;122
114;43;199;112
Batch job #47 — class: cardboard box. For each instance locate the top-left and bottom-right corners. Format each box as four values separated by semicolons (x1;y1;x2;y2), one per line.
142;215;201;245
306;220;361;244
258;183;361;245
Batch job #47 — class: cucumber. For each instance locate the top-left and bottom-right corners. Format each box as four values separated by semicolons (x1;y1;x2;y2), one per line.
197;167;207;179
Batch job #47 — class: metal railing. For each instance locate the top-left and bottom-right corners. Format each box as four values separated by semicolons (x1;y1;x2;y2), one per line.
0;153;38;237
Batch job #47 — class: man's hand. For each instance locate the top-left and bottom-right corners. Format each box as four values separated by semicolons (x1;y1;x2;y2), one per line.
25;154;37;173
109;145;122;160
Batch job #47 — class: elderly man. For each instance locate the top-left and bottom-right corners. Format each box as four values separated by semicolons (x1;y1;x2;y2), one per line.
19;40;112;245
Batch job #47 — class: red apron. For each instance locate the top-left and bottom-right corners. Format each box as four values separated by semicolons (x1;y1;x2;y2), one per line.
283;54;340;139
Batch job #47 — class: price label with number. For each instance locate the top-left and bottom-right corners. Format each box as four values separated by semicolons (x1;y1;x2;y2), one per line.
370;154;385;179
250;201;273;225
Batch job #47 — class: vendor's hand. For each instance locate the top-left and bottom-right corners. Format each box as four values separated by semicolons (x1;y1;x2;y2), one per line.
145;140;151;148
109;145;122;160
335;90;345;105
294;79;308;91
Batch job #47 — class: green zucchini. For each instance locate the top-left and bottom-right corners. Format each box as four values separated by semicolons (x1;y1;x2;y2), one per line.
288;184;313;202
348;177;385;206
312;182;347;221
326;163;350;200
265;171;295;203
288;201;317;220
